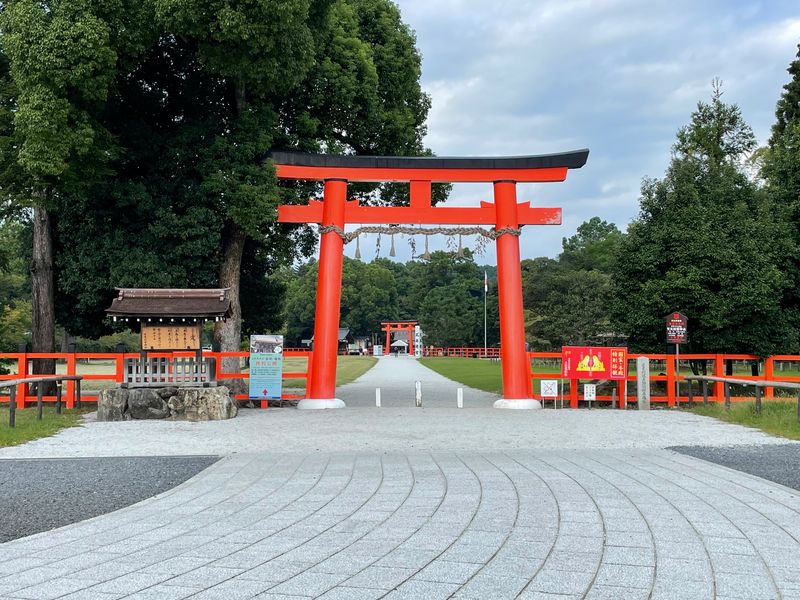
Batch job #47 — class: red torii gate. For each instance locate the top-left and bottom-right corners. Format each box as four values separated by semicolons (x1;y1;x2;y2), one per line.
381;321;418;355
275;150;589;409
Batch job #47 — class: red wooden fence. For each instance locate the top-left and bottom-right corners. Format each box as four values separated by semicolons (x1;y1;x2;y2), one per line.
0;350;312;409
527;352;800;407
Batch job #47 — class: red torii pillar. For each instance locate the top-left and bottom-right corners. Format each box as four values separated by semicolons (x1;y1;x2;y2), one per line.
275;150;589;409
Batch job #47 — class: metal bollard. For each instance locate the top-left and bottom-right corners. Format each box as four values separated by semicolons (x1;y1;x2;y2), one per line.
457;388;463;409
37;383;43;420
9;387;16;428
56;382;62;414
375;388;381;408
415;381;422;407
755;386;762;417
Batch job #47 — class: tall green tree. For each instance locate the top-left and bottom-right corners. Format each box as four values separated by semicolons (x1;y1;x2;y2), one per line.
762;44;800;334
612;86;794;354
0;1;118;374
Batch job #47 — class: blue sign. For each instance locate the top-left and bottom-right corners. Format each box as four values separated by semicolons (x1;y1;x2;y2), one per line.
249;335;283;400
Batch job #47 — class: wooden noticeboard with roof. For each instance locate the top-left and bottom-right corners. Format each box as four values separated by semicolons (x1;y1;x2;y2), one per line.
105;288;232;387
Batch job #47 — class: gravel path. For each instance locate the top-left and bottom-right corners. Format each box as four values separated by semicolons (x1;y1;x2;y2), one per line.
672;443;800;492
2;450;800;599
338;355;498;407
0;408;791;458
0;456;218;543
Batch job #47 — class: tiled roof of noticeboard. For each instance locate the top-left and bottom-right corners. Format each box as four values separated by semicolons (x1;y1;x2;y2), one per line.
106;288;233;319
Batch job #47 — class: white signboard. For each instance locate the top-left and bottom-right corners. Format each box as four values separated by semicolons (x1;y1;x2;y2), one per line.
540;379;559;398
584;383;596;401
414;326;423;359
373;344;383;357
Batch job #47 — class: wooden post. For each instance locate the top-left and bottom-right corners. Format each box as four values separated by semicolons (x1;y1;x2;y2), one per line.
724;382;731;410
702;380;708;405
56;381;62;414
755;385;762;417
687;381;694;407
9;387;15;428
37;382;43;420
76;379;81;409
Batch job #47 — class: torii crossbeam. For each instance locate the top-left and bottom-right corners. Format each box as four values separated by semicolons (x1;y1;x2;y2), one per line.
275;150;589;409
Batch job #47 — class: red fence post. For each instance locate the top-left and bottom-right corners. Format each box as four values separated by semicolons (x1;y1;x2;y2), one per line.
764;357;774;399
66;353;76;409
569;379;579;409
17;351;27;408
713;354;724;403
666;357;676;408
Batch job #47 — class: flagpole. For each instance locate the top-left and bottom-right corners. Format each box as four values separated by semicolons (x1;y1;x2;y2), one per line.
484;271;488;356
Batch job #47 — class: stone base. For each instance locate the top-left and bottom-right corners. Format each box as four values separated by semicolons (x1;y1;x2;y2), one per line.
493;398;542;410
97;386;237;421
297;398;346;410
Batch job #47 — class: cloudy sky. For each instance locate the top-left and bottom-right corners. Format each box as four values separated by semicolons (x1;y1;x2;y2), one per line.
339;0;800;264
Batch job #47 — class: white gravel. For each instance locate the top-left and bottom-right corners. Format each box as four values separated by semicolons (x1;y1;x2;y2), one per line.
0;406;791;458
2;357;792;458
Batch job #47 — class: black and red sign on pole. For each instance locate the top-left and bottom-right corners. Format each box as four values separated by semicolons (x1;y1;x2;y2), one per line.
666;312;688;345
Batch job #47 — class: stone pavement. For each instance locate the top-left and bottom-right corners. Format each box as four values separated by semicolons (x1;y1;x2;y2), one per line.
336;356;497;408
2;449;800;599
3;359;800;599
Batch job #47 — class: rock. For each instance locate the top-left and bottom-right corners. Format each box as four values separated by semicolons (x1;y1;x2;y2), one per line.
177;386;237;421
97;385;236;421
157;387;179;399
167;395;184;417
127;388;170;419
97;388;129;421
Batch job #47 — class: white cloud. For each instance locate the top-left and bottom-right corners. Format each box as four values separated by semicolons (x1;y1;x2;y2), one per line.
326;0;800;265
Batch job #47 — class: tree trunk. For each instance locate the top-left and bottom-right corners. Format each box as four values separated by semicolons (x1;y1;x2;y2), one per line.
31;203;56;386
214;221;247;386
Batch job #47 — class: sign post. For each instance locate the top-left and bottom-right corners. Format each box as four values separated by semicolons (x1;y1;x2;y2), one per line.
249;335;284;408
665;312;688;407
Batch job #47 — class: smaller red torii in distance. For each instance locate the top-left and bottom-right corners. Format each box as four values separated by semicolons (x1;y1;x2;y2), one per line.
275;150;589;409
381;321;418;356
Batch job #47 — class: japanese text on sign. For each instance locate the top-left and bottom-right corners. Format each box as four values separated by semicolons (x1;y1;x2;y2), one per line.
666;312;688;344
249;334;284;400
561;346;628;381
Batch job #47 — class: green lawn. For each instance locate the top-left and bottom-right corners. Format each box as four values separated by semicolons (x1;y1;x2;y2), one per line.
419;358;505;394
688;401;800;440
0;407;91;447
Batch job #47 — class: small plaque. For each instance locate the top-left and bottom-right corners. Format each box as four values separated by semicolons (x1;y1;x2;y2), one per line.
540;379;559;398
584;384;596;401
141;325;201;350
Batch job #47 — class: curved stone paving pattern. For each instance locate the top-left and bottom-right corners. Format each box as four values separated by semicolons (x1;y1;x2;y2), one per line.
1;451;799;599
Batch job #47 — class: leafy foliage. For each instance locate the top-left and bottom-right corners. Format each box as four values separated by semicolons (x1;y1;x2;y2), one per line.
612;89;793;355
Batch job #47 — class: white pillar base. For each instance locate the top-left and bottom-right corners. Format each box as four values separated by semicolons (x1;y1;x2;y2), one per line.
493;398;542;410
297;398;346;410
